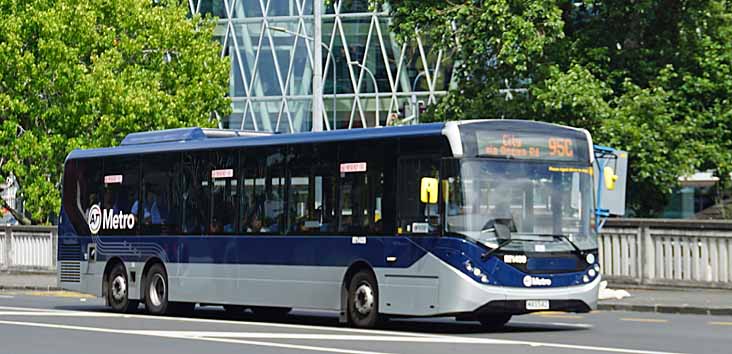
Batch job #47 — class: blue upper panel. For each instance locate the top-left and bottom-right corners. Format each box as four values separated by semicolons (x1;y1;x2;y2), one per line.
67;123;447;161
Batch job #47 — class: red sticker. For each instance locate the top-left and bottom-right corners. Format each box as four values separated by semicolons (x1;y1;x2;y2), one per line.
340;162;367;173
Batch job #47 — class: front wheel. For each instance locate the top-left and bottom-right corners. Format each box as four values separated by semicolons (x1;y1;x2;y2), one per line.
107;264;138;313
347;271;380;328
478;314;512;330
144;264;170;315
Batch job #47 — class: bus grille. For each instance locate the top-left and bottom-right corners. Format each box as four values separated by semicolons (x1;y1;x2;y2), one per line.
59;261;81;283
58;241;82;261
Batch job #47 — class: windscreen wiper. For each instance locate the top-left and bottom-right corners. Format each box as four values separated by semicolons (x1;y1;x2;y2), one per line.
551;234;584;255
480;239;512;260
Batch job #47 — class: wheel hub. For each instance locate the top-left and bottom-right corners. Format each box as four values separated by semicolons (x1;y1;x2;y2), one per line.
111;275;127;301
354;284;374;315
148;273;166;307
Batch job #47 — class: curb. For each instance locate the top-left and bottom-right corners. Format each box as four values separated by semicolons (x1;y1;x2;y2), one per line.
0;285;63;291
598;303;732;316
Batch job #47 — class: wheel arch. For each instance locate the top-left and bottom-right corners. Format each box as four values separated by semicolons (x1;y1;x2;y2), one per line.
140;257;166;302
339;260;378;323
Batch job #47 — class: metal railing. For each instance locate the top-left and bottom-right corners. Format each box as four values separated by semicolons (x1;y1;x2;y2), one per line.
600;219;732;289
0;225;57;273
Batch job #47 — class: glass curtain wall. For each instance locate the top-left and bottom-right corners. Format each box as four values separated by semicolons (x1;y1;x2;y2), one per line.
195;0;455;132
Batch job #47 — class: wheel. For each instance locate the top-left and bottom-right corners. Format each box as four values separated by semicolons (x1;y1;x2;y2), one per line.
478;314;512;329
224;305;247;314
144;263;170;315
250;306;291;319
107;263;138;313
347;271;380;328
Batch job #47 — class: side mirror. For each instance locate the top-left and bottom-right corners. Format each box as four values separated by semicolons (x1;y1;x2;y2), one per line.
420;177;438;204
604;166;618;191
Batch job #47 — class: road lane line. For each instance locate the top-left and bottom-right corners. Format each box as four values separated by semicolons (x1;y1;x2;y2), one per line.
0;320;394;354
620;318;669;323
0;295;14;299
536;314;584;319
0;318;685;354
512;321;594;329
708;321;732;326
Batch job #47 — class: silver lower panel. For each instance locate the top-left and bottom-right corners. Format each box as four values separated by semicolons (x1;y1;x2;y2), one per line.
59;253;599;317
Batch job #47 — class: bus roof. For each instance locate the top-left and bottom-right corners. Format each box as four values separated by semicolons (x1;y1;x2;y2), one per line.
67;122;448;160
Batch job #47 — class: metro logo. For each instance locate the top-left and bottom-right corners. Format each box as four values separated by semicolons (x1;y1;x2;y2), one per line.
523;275;552;287
88;205;135;234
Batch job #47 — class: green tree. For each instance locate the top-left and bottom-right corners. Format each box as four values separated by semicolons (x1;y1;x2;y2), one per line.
0;0;230;223
384;0;732;216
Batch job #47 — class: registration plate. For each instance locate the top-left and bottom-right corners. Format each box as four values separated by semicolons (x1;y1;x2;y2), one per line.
526;300;550;310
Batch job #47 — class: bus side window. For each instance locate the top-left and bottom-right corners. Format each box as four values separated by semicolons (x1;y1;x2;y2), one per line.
103;156;140;236
240;147;285;235
141;153;181;235
181;152;210;235
337;142;386;235
209;150;238;235
63;158;103;236
287;143;337;234
397;157;441;235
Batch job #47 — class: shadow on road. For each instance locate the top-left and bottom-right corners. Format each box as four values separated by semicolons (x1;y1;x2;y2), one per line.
51;304;587;335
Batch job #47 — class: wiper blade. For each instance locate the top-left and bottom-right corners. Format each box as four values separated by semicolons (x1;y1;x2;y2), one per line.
551;234;584;255
481;239;512;260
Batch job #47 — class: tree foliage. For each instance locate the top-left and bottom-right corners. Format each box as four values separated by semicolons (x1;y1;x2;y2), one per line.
385;0;732;216
0;0;230;223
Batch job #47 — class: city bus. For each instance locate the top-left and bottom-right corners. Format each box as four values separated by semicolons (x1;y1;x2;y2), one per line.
58;119;601;328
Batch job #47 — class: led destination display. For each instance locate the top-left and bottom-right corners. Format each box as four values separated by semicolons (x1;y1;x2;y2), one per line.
476;131;585;162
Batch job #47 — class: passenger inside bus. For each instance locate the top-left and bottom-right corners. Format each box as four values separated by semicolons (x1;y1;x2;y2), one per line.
132;188;161;225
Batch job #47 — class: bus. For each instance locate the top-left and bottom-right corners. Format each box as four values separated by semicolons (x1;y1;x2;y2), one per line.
58;119;601;328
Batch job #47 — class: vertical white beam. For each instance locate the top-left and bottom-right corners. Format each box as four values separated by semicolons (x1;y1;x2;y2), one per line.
312;0;323;131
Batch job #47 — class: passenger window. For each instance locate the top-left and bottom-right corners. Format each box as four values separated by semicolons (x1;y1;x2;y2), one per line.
181;152;210;235
63;159;103;236
240;148;286;234
102;156;140;236
338;144;385;235
288;144;338;234
209;150;238;234
397;157;440;235
141;153;181;235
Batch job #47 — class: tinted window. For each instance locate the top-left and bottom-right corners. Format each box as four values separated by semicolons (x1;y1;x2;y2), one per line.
181;152;210;235
102;156;140;236
240;148;286;234
337;142;387;234
209;150;238;234
62;158;102;236
141;153;181;235
287;144;338;234
397;156;441;235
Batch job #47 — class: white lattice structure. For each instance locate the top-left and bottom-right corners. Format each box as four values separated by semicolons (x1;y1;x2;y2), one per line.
189;0;455;132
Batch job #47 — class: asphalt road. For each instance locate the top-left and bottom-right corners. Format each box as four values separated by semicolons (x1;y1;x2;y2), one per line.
0;291;730;354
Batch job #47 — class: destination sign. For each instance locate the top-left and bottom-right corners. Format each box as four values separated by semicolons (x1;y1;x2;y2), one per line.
476;131;584;161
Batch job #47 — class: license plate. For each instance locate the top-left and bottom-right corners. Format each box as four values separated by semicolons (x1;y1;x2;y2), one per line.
526;300;550;310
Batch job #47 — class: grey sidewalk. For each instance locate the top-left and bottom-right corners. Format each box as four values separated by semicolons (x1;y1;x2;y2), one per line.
0;273;59;290
599;286;732;315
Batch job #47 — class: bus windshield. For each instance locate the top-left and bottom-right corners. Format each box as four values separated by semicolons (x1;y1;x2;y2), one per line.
443;159;596;252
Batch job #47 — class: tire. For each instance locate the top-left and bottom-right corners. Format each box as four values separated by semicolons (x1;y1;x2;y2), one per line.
107;263;138;313
347;271;380;328
144;263;170;315
250;306;291;319
478;314;512;330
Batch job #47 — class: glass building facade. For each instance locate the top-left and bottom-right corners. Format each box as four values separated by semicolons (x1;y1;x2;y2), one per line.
194;0;455;132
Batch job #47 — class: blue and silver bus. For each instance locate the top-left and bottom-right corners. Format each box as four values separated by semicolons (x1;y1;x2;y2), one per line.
58;119;600;328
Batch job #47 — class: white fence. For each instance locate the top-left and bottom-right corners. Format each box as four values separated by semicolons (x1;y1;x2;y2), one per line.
0;225;57;273
600;219;732;289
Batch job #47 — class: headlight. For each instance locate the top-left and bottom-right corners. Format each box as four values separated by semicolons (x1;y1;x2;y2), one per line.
588;269;596;277
481;275;489;283
594;264;600;272
582;275;590;283
473;268;482;276
465;261;473;272
586;253;596;264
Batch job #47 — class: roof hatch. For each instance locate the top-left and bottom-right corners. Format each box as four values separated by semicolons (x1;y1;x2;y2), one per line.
120;127;272;146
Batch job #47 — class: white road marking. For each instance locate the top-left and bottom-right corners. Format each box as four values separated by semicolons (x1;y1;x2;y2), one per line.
0;306;685;354
512;321;594;329
0;320;393;354
0;295;14;299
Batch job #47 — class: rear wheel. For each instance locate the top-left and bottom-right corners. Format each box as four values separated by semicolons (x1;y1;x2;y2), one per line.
478;314;512;330
144;264;170;315
347;271;380;328
107;264;138;313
